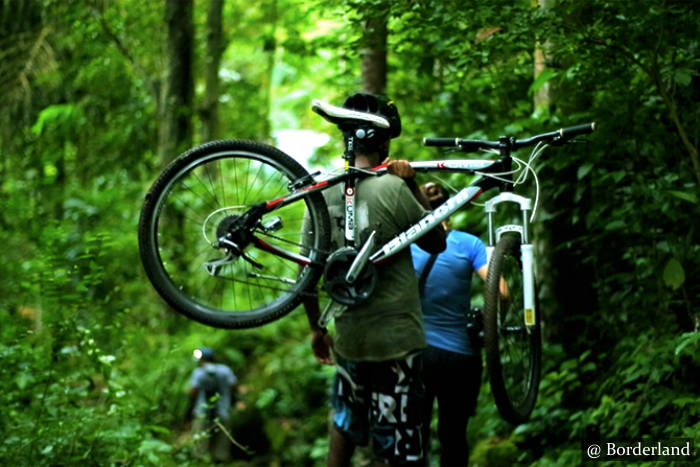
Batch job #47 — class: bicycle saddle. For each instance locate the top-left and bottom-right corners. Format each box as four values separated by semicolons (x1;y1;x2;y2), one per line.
311;99;390;129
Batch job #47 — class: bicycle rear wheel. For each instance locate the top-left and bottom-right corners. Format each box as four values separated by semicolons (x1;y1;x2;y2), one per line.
138;140;330;328
483;235;541;424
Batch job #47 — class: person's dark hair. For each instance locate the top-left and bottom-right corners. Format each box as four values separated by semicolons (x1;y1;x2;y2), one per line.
341;92;401;157
420;182;449;209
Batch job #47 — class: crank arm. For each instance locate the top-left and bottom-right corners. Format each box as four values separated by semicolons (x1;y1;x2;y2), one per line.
345;230;376;283
318;300;347;328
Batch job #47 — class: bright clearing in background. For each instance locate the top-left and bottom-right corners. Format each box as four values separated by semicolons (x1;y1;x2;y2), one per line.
273;129;330;170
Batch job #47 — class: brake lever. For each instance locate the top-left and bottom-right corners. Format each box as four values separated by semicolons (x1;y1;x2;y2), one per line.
549;136;566;147
549;136;588;147
555;137;590;146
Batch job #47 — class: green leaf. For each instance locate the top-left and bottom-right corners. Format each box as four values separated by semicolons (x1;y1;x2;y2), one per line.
31;103;85;135
611;171;626;183
674;69;692;87
662;258;685;290
16;371;33;390
577;163;594;180
528;68;556;95
668;190;697;204
674;332;700;356
672;396;698;408
605;220;626;231
145;425;172;435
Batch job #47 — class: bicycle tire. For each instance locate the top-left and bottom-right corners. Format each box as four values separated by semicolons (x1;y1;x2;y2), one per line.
138;140;331;328
483;235;542;424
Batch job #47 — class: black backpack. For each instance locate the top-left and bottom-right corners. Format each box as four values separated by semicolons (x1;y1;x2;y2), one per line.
200;365;221;416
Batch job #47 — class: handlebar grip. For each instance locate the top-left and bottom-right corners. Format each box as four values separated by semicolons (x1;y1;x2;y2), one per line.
423;137;459;147
560;122;596;138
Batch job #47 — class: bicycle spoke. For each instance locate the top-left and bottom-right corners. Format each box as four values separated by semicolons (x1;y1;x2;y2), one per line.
189;169;223;209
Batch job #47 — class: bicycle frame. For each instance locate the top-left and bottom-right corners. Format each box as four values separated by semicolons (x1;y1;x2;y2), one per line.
257;146;544;330
260;158;508;266
256;154;539;328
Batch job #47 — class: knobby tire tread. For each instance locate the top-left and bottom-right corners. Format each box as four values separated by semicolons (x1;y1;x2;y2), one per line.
484;235;542;425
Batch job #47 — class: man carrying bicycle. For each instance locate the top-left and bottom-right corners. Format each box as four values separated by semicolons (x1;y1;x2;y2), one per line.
303;92;446;466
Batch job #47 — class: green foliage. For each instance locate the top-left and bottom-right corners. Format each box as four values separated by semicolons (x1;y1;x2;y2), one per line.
497;331;700;466
0;224;176;466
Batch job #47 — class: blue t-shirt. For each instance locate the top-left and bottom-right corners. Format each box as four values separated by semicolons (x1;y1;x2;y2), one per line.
411;230;487;355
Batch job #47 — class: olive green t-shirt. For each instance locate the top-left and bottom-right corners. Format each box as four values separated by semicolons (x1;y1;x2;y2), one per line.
312;174;429;361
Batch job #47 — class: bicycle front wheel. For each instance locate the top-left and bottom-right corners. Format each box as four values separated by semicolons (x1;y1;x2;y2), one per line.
483;235;541;424
138;140;330;329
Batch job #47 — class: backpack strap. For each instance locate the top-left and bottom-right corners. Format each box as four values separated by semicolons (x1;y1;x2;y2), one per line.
418;253;439;296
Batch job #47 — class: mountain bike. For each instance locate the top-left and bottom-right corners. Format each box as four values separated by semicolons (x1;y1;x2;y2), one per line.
138;99;595;424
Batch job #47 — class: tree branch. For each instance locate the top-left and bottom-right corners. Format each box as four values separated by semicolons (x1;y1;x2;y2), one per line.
653;70;700;188
90;7;160;103
582;35;700;188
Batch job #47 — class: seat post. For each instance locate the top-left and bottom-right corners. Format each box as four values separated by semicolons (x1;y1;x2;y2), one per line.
344;133;356;166
343;131;358;248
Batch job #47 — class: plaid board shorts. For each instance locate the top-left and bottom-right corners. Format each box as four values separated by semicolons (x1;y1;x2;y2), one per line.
331;351;425;465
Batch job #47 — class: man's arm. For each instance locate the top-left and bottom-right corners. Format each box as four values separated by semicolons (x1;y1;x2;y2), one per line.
299;208;336;365
385;159;446;254
302;296;335;365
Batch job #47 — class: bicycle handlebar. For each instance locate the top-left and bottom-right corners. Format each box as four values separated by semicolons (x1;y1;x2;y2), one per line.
424;122;596;152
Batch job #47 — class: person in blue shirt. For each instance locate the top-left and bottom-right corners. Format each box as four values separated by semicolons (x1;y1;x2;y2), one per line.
410;182;488;466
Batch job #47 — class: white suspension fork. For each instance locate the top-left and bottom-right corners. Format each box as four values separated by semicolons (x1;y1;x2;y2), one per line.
521;243;536;327
485;192;537;329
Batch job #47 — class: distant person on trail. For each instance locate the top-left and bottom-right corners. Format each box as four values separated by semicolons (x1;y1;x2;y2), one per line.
189;347;237;462
303;92;446;466
410;182;488;466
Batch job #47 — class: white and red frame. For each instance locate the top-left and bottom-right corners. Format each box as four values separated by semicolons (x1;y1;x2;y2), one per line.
262;158;514;263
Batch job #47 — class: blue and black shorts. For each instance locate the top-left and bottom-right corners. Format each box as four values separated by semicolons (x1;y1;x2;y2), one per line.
332;352;425;465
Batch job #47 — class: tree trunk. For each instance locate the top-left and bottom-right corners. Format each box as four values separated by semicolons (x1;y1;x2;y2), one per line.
159;0;194;165
360;13;387;95
532;0;599;355
261;0;277;140
533;0;554;111
200;0;225;142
